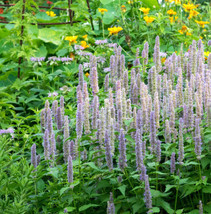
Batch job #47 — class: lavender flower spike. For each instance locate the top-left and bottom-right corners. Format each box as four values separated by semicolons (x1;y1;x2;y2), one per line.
44;129;50;160
104;130;113;171
118;129;127;171
67;155;73;183
107;192;115;214
170;152;176;174
199;200;203;214
76;103;83;139
63;116;70;162
31;144;37;168
144;175;152;210
194;118;202;160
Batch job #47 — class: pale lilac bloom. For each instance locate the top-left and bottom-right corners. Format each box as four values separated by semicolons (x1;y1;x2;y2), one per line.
74;44;84;50
107;43;117;48
78;51;92;56
0;127;14;138
83;63;90;68
97;57;106;64
104;67;111;72
160;52;167;58
48;91;58;97
95;39;108;45
60;86;70;92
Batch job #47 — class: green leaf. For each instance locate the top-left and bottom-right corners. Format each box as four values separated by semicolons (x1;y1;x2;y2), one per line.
203;185;211;193
118;185;127;196
60;187;70;196
125;135;135;143
176;209;184;214
79;204;99;212
151;190;170;198
165;185;176;192
152;207;160;213
157;198;174;214
36;179;45;192
84;162;100;171
38;28;61;45
132;202;144;214
141;0;159;9
100;0;113;4
35;45;47;58
65;207;76;212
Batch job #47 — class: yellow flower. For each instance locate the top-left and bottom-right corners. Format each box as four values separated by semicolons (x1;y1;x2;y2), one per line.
108;26;123;35
169;16;174;24
139;7;150;15
167;9;177;16
46;11;56;17
166;0;181;4
98;8;108;15
144;16;155;24
65;36;78;45
178;25;188;34
188;10;199;19
81;41;89;49
161;57;166;63
175;16;178;21
195;20;209;28
204;51;210;60
70;52;75;60
121;5;126;13
186;32;192;36
128;0;133;4
183;3;198;12
85;72;89;77
172;0;181;5
82;35;88;39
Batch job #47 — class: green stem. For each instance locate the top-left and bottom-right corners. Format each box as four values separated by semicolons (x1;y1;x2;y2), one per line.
174;178;179;214
102;16;104;39
156;163;158;191
124;168;138;199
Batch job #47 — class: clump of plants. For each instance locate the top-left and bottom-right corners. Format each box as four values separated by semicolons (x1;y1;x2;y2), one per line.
8;36;209;213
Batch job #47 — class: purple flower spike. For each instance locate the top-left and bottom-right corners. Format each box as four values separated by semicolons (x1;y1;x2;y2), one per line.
199;200;203;214
144;175;152;210
170;152;176;174
31;144;37;168
67;155;73;183
107;192;115;214
118;129;127;171
44;129;50;160
104;130;113;171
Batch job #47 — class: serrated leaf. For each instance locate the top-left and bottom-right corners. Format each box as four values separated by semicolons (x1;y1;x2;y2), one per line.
79;204;99;212
60;187;70;196
125;135;135;143
84;162;100;171
118;185;127;196
38;28;61;45
152;207;160;213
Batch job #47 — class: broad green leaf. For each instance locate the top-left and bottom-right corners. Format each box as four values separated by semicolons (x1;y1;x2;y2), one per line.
38;28;61;45
165;185;176;192
152;207;160;213
100;0;113;4
176;209;184;214
35;45;47;57
79;204;99;212
36;179;45;192
157;198;174;214
118;185;127;196
141;0;159;9
60;187;70;196
125;134;135;143
84;162;100;171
